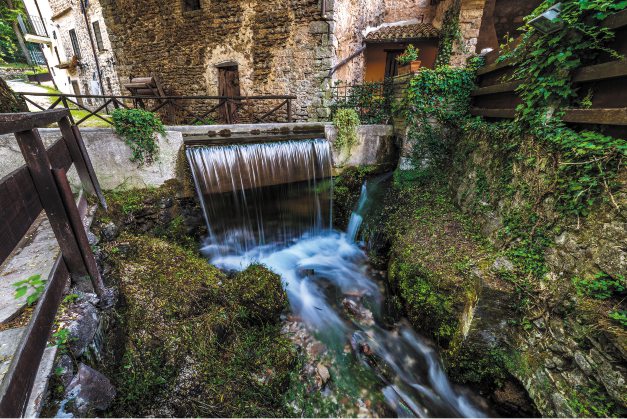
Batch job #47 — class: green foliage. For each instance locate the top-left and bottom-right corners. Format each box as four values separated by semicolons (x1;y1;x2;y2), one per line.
111;109;165;166
13;274;45;306
573;272;626;300
608;310;627;328
62;293;79;304
566;384;618;417
332;108;360;157
52;328;70;349
0;1;27;64
396;44;419;65
497;0;627;217
434;0;462;67
399;65;476;176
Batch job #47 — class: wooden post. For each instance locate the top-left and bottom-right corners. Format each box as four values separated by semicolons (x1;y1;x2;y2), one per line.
52;168;106;297
14;129;89;279
57;117;107;210
287;99;292;122
60;95;75;125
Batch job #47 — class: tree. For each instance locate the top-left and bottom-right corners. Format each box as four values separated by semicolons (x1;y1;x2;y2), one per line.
0;0;31;64
0;76;28;112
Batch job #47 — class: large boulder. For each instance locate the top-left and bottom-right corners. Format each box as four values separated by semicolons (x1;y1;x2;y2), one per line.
64;363;116;416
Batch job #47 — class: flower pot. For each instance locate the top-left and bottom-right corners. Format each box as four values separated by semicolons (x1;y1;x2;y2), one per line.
398;60;422;75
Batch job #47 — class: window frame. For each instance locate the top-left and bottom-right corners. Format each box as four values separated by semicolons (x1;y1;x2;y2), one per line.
92;20;105;52
69;29;81;59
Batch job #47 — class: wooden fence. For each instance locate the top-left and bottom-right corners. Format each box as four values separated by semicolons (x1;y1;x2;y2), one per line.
18;92;297;126
470;9;627;137
0;110;106;417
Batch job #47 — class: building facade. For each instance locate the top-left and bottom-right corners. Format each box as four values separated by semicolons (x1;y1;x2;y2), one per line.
83;0;493;121
18;0;122;106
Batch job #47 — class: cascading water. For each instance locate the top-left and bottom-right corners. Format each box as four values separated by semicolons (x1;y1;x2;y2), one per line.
187;139;486;418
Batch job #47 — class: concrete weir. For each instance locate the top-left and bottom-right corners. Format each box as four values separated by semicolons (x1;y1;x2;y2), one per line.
0;123;397;192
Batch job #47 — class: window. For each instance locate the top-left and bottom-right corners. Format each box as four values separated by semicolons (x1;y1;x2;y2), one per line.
183;0;201;11
69;29;81;59
92;21;105;51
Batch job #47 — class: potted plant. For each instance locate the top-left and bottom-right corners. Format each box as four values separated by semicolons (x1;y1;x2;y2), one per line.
396;44;421;75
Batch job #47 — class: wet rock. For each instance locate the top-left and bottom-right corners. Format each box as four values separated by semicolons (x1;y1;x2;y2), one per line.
550;392;576;418
101;222;119;242
341;298;375;325
86;231;99;246
55;354;74;387
67;301;99;357
316;363;330;386
492;256;514;272
64;363;116;415
573;351;593;376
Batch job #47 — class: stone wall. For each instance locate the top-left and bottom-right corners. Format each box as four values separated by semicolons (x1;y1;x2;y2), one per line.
433;0;487;66
448;132;627;417
98;0;331;121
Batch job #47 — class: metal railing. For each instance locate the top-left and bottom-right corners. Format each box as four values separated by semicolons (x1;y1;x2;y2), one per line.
330;80;393;124
17;14;48;38
17;92;298;126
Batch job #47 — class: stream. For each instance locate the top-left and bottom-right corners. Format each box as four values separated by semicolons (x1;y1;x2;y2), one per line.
187;139;487;417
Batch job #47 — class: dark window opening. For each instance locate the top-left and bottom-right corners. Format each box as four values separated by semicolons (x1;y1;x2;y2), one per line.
69;29;81;59
92;21;105;51
183;0;201;11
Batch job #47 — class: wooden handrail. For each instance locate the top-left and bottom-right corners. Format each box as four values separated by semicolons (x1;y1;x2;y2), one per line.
0;109;70;135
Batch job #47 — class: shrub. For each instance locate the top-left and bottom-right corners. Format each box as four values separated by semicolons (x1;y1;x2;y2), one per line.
112;109;165;165
396;44;420;65
332;108;360;157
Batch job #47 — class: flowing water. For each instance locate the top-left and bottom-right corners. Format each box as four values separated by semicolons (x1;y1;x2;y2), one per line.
187;139;486;418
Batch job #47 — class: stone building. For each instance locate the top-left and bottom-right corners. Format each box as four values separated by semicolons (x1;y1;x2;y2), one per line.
47;0;121;104
98;0;490;121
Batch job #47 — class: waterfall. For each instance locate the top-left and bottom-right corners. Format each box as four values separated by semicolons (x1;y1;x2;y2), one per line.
186;139;333;260
186;140;486;417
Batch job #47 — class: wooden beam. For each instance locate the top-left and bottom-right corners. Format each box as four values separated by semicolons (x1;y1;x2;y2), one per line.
0;257;69;417
563;108;627;125
603;9;627;29
470;108;516;118
476;58;513;76
572;60;627;83
0;109;69;135
471;81;521;96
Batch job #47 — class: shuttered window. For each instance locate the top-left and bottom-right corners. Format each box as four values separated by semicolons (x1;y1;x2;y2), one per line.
92;21;105;51
69;29;81;59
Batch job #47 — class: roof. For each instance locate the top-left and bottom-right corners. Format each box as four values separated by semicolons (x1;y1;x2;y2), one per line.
365;23;440;42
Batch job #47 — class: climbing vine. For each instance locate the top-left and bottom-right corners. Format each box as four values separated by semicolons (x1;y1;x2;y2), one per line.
112;109;165;166
434;0;462;67
398;61;479;177
332;108;360;158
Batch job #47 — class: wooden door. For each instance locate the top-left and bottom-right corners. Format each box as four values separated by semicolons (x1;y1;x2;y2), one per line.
218;66;241;123
385;50;402;79
71;80;83;106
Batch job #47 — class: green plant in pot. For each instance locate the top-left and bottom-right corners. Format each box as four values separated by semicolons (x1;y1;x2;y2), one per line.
397;44;421;75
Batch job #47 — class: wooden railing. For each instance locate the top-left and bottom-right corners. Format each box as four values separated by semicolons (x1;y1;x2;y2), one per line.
0;110;106;417
18;93;297;126
470;9;627;134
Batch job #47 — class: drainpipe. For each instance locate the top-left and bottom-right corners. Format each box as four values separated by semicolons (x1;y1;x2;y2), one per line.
80;0;108;112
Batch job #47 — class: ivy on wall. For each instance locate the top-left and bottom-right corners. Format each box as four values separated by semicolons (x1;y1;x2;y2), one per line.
434;0;462;67
112;109;165;166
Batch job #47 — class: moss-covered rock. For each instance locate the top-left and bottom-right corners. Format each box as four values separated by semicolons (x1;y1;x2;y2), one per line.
104;234;296;417
384;182;489;349
227;264;288;323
